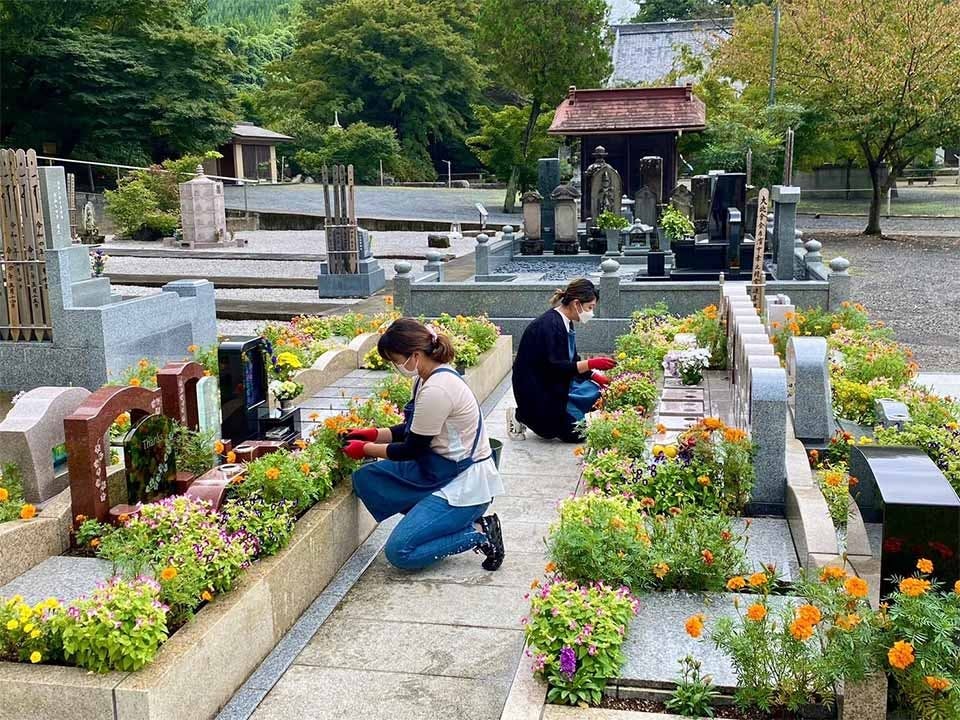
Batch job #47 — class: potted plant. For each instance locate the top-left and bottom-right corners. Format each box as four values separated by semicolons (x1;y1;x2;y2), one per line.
594;211;629;255
270;379;305;409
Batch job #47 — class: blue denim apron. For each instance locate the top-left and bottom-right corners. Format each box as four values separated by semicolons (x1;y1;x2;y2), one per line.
565;326;601;423
352;367;491;521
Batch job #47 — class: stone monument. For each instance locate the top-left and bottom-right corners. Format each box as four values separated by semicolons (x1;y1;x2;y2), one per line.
639;156;663;205
584;146;621;223
317;164;386;297
786;336;834;443
690;175;711;235
634;187;657;228
551;184;581;255
179;166;227;248
521;190;543;255
537;158;560;251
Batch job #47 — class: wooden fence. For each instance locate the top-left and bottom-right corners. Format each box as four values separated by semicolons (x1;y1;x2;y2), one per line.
0;148;53;341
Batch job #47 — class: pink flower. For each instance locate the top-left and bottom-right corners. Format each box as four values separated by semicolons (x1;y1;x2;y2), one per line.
588;644;598;656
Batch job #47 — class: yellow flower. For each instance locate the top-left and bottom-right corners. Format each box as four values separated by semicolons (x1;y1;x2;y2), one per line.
888;640;915;670
925;676;950;692
684;613;705;639
898;578;930;597
226;451;237;464
697;475;711;487
20;504;36;520
835;613;861;631
129;377;141;387
653;562;670;579
187;344;199;353
160;566;178;582
29;651;41;664
138;359;149;370
276;352;303;369
265;467;281;481
617;352;626;359
651;444;664;456
201;590;213;602
916;558;933;574
5;619;18;630
663;446;678;459
0;487;8;502
726;576;746;591
294;438;307;450
746;603;767;622
820;566;846;582
844;577;869;598
30;629;40;639
23;622;34;633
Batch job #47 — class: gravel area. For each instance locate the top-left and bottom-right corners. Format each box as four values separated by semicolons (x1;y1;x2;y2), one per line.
111;285;362;304
817;232;960;371
104;230;480;259
493;260;606;281
217;319;269;336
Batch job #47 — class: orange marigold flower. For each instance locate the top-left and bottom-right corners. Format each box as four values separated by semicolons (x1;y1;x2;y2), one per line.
789;322;801;334
836;613;861;631
0;488;8;503
138;359;149;369
925;676;950;693
129;378;141;387
226;451;237;464
899;578;931;597
545;562;557;574
684;613;705;639
701;549;714;565
265;467;281;481
309;412;320;421
160;566;178;581
954;580;960;595
118;513;130;524
916;558;933;574
201;590;213;602
294;438;307;450
844;577;869;598
188;344;199;353
697;475;711;487
789;619;814;641
656;423;667;433
820;566;846;582
888;640;915;670
19;504;36;520
530;579;540;589
89;538;101;549
746;603;767;622
831;322;841;330
611;428;622;438
653;562;670;579
726;576;746;591
300;463;311;474
797;604;822;626
214;440;225;455
640;497;656;508
748;572;768;588
723;428;747;442
703;417;722;430
720;530;732;542
75;514;86;523
573;446;584;457
771;321;782;329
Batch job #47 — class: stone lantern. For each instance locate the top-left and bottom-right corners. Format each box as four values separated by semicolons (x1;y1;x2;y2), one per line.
521;190;543;255
551;184;581;255
179;166;227;248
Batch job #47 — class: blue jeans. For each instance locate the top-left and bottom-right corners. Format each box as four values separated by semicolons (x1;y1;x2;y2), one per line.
384;494;490;570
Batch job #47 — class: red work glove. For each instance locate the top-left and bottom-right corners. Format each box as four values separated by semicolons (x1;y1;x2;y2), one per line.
344;427;378;442
587;356;616;371
591;371;610;387
342;440;369;460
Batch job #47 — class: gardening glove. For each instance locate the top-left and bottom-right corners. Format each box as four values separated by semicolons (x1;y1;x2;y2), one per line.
587;356;617;371
344;427;378;442
591;371;610;387
342;440;369;460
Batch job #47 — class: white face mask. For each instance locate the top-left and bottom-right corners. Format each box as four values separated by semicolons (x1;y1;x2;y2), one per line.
576;303;595;325
394;354;420;377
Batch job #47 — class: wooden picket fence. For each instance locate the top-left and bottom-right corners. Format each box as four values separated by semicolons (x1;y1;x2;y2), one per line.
0;148;52;341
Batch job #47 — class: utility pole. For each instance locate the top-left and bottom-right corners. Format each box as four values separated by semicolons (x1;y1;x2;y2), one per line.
442;160;452;188
768;2;781;106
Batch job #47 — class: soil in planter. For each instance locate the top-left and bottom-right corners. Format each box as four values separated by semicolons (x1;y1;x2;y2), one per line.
600;696;836;719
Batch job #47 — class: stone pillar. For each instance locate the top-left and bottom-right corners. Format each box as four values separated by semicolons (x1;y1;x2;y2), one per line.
639;156;663;205
750;366;787;510
474;234;490;277
772;185;800;280
393;261;413;312
521;191;543;255
598;259;622;318
234;143;245;180
787;337;833;442
828;257;851;311
841;673;888;720
538;158;560;251
424;250;444;281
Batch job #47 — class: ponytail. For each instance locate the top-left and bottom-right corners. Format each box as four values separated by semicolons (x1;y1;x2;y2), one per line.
549;278;599;307
377;318;456;364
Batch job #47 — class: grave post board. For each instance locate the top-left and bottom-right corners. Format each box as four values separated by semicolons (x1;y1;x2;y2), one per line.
850;445;960;596
65;385;163;524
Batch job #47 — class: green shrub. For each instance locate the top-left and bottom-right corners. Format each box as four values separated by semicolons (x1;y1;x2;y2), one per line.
0;464;27;523
373;372;413;408
104;179;159;236
660;205;695;241
233;450;320;512
295;121;402;184
221;493;296;557
580;408;650;458
171;425;217;477
596;372;658;415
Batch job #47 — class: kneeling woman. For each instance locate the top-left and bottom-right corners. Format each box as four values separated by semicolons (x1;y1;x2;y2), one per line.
342;318;505;571
512;278;616;442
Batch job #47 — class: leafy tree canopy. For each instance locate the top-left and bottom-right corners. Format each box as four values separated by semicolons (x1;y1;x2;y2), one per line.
295;122;403;184
631;0;769;23
466;106;560;191
0;0;236;164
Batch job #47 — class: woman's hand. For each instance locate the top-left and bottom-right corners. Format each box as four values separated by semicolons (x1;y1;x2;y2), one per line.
591;371;610;387
587;356;616;371
342;440;369;460
344;427;378;442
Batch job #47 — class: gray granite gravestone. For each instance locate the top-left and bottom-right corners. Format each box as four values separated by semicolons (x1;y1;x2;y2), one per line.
634;186;657;228
772;185;801;280
196;375;221;440
787;336;834;442
670;184;693;220
537;158;560;251
691;175;711;235
750;366;787;510
639;156;663;204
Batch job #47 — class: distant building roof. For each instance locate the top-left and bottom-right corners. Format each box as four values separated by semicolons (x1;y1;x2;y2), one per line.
549;86;706;135
610;18;733;86
230;122;293;143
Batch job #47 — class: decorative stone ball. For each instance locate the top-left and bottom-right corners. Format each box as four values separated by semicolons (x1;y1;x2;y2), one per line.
394;261;413;275
804;239;822;253
502;225;514;234
425;250;442;263
476;233;489;245
794;229;804;245
829;256;850;273
600;258;620;275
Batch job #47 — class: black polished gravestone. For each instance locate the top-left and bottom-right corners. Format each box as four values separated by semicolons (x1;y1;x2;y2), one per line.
219;336;270;445
850;445;960;595
123;414;176;505
708;173;746;243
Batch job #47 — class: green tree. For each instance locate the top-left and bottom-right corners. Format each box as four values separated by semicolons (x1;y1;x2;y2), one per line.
631;0;770;23
295;122;402;184
0;0;236;163
478;0;612;211
262;0;481;176
717;0;960;235
466;106;561;191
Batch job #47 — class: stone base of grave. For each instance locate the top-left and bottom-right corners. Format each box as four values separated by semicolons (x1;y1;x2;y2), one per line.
0;481;377;720
317;259;386;298
520;239;543;255
553;240;580;255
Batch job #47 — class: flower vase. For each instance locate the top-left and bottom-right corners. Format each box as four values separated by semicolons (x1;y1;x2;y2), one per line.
280;398;294;411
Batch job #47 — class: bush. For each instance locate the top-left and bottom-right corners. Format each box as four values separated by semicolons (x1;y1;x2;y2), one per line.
832;376;903;425
373;372;413;408
295;121;402;184
596;372;658;415
660;205;695;241
221;493;296;557
104;179;160;236
681;304;726;369
0;595;63;665
0;464;27;523
524;576;639;706
233;450;322;512
58;578;168;673
580;408;650;458
171;425;217;477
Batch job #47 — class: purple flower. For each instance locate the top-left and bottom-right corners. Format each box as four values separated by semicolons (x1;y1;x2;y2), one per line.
588;644;598;656
559;646;577;679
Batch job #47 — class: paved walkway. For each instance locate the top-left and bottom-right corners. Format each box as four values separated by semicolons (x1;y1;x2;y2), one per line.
219;376;581;720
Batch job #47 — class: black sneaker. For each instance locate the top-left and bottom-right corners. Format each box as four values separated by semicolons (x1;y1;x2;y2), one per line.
475;514;505;571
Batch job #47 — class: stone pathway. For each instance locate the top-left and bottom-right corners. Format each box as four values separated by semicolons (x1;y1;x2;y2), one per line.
221;377;581;720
